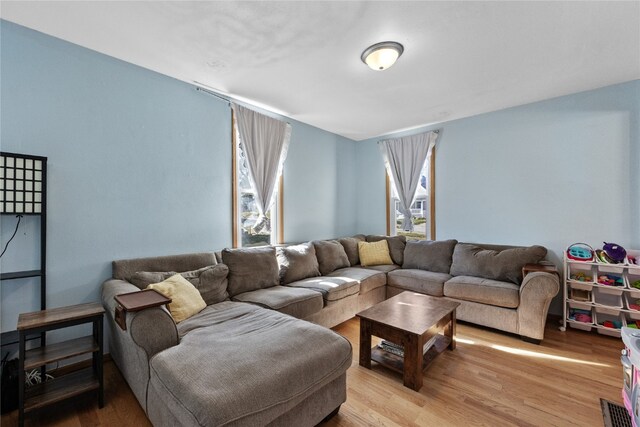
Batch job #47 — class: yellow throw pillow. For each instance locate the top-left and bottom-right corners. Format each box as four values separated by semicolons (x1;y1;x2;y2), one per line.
358;240;394;267
147;274;206;323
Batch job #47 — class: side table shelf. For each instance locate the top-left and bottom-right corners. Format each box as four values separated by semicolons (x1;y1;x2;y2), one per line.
17;302;104;427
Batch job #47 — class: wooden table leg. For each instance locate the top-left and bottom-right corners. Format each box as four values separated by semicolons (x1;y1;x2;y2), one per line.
97;316;104;408
359;319;372;369
446;310;457;350
403;333;423;391
18;332;25;427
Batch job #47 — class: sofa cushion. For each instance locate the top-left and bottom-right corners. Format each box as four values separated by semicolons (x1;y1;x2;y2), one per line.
357;264;400;273
114;252;217;281
232;286;323;319
277;243;321;285
312;240;350;275
285;276;359;302
450;243;547;284
161;301;352;426
402;239;458;273
130;271;169;289
338;236;366;266
327;267;386;294
185;264;229;305
387;269;451;297
444;276;520;308
130;265;229;305
366;235;406;265
147;274;206;323
222;247;279;297
358;240;394;267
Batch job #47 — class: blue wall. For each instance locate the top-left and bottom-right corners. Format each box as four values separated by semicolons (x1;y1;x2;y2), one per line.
356;80;640;313
2;18;638;342
0;21;357;347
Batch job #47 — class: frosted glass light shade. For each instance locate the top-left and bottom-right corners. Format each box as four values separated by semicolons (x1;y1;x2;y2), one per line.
0;153;45;214
361;41;404;71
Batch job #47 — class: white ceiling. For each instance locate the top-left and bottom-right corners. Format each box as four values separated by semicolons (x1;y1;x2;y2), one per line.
2;1;639;141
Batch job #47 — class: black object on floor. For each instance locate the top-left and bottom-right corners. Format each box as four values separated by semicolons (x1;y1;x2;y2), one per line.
601;398;632;427
1;353;18;413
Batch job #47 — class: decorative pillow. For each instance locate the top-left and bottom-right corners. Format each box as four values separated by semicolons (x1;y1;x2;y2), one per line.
182;265;230;305
277;243;321;285
221;247;279;297
402;239;458;273
129;266;229;305
366;235;406;265
147;274;206;323
449;243;548;284
338;236;366;266
358;240;394;267
312;240;350;275
130;271;173;290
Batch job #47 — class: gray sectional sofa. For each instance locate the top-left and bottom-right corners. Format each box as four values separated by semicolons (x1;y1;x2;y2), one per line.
101;235;559;426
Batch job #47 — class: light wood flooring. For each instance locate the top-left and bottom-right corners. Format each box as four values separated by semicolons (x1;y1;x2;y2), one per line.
2;318;622;426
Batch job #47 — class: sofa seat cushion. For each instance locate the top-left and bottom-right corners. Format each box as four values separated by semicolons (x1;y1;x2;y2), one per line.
160;302;352;426
232;286;323;319
328;267;386;294
285;276;359;302
357;264;400;273
387;269;451;297
444;276;520;308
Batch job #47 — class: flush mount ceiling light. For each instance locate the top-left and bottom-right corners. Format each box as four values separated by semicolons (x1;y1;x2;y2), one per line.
361;41;404;71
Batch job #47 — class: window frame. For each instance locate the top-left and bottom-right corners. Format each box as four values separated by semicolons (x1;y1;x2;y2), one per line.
231;111;284;248
386;146;436;240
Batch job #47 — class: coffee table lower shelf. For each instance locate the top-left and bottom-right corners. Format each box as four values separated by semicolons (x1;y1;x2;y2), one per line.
370;335;452;374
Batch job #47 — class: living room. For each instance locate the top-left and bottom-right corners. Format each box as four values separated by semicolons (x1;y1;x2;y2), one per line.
0;1;639;426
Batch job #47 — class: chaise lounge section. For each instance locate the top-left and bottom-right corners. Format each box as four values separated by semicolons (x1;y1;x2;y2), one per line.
102;252;351;427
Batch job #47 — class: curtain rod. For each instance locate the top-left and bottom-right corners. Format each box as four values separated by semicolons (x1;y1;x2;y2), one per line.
194;82;291;126
194;85;231;105
377;129;440;142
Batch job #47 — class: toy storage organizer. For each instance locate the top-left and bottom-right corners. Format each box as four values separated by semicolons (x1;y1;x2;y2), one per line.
562;248;640;338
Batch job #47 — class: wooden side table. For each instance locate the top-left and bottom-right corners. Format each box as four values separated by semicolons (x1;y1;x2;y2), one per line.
17;302;105;427
522;263;560;279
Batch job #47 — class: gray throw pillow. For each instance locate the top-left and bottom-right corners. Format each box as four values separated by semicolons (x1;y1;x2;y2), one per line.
222;247;279;297
129;266;229;305
129;271;175;290
338;236;366;266
277;243;321;285
449;243;547;284
366;235;406;265
402;239;458;273
312;240;350;275
183;264;230;305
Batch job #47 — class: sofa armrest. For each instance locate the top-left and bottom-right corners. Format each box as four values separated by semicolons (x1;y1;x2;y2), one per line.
102;279;179;413
517;272;560;340
102;279;179;358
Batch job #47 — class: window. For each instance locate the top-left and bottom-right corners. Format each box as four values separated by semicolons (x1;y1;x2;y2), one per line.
387;149;435;241
232;112;284;247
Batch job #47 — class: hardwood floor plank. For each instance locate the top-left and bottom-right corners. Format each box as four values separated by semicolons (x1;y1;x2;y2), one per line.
1;317;624;426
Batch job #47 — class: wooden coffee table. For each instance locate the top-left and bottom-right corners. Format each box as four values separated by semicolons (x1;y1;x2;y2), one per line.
356;291;460;391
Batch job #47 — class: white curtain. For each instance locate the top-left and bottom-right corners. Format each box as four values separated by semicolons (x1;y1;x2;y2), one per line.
232;103;292;233
379;131;438;232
